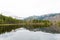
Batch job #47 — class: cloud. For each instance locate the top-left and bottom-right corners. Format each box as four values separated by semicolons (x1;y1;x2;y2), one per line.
0;0;60;17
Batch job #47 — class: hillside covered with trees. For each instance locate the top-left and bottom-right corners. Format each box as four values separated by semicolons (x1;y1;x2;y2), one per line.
0;14;53;34
0;14;22;24
1;13;60;33
0;14;52;27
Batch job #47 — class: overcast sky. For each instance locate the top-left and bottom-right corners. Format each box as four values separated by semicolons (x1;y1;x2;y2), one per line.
0;0;60;18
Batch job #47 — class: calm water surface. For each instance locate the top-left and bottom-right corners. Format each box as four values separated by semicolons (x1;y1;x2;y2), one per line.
0;28;60;40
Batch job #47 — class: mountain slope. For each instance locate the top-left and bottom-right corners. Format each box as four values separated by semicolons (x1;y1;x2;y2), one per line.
0;14;20;24
44;13;60;22
24;13;60;21
24;13;60;33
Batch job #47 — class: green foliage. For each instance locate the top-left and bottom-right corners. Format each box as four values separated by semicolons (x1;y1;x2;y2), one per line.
25;19;52;28
56;22;60;26
0;14;53;34
0;14;21;24
0;24;22;34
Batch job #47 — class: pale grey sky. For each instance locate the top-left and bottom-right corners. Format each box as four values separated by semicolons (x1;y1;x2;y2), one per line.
0;0;60;17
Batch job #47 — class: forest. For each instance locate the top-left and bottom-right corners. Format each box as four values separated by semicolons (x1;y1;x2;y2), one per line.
0;14;60;34
0;14;52;27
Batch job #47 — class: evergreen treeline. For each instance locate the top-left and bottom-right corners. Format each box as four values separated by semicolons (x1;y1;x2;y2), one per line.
0;14;21;24
0;14;52;27
0;14;60;33
1;14;60;34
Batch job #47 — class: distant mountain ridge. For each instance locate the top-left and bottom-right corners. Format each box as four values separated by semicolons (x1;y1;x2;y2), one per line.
24;13;60;22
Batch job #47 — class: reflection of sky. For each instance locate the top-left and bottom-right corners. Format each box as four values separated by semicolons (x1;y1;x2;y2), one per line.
0;28;60;40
